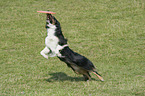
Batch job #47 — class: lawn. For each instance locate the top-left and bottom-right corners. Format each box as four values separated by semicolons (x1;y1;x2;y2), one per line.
0;0;145;96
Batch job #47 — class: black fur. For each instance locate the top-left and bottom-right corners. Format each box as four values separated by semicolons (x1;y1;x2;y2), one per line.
58;47;95;70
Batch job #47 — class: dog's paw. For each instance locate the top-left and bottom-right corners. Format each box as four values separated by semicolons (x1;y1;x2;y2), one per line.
40;52;48;59
44;56;49;59
57;54;65;58
60;56;65;58
42;55;48;59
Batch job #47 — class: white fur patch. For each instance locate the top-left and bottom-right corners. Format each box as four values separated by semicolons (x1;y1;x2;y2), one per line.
45;29;59;51
41;24;59;58
41;21;68;59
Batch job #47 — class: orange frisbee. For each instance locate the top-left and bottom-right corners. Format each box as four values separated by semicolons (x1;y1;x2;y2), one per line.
37;11;56;14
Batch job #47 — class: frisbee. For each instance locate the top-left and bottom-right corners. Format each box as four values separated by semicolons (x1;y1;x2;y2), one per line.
37;11;56;14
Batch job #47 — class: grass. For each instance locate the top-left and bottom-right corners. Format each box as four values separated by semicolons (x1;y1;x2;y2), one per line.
0;0;145;96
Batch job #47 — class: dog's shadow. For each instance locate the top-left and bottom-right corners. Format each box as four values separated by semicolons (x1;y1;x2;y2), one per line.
45;72;96;82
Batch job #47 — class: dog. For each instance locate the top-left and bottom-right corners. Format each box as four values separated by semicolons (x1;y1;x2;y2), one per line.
40;13;104;81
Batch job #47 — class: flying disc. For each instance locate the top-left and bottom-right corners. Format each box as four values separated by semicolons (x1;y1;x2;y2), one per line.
37;11;56;14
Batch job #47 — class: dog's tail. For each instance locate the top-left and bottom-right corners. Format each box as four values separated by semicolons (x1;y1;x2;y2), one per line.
92;70;104;81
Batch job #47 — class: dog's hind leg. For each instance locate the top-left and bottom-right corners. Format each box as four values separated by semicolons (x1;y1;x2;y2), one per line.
40;47;50;59
83;72;91;81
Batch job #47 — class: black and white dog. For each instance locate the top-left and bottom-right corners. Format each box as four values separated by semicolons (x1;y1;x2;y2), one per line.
40;13;104;81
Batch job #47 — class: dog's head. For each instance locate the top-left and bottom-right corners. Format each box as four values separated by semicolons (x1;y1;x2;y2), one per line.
46;14;59;29
45;13;67;45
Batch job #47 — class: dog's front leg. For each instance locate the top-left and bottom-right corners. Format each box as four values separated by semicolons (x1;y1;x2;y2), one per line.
40;47;50;59
55;45;68;57
55;45;62;56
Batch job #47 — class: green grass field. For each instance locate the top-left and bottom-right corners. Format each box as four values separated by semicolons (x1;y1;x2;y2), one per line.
0;0;145;96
